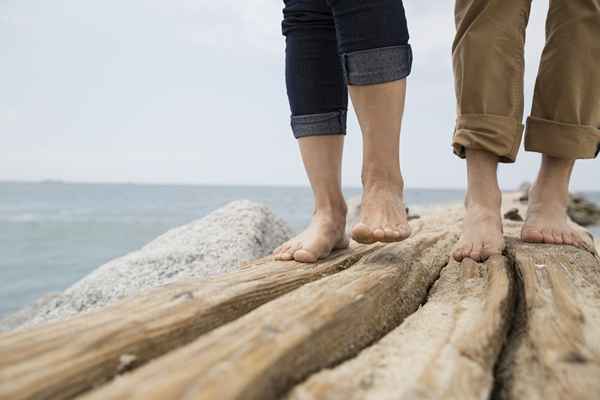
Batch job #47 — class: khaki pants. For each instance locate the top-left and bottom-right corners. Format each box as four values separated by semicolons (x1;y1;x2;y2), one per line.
452;0;600;162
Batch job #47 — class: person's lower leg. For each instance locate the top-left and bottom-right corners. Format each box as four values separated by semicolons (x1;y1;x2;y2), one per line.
273;135;348;263
453;149;505;262
349;79;410;244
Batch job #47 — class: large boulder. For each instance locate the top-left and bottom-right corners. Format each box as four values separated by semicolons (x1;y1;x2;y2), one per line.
14;200;292;330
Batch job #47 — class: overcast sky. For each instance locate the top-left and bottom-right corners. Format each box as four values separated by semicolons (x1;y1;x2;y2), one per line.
1;1;597;190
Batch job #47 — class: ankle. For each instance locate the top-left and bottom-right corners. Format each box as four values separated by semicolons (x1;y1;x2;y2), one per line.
528;181;569;210
313;201;347;224
465;188;501;212
530;155;573;207
464;149;501;210
465;178;501;211
361;168;404;193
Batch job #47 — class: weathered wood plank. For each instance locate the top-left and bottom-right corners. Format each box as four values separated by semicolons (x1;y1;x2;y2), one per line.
80;228;458;400
287;255;514;400
494;241;600;400
0;244;378;400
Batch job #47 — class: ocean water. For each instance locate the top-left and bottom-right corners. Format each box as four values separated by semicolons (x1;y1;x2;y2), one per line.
0;182;598;318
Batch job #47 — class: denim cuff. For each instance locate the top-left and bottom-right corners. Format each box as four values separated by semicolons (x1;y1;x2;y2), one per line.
341;44;412;86
291;110;347;139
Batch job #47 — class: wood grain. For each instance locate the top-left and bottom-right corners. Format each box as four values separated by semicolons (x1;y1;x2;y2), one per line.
0;244;378;400
80;229;457;400
287;255;515;400
494;240;600;400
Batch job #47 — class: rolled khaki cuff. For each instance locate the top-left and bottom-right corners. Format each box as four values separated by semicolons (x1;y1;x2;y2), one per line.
524;116;600;159
452;114;524;163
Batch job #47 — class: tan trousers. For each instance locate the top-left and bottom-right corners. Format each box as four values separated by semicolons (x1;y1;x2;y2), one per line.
452;0;600;162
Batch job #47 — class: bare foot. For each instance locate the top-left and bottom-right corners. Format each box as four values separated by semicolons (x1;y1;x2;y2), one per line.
453;149;505;262
351;179;411;244
273;209;349;263
453;196;505;262
521;184;590;250
521;155;594;253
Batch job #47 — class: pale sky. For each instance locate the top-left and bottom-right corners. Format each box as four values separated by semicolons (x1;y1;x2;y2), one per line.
1;1;598;190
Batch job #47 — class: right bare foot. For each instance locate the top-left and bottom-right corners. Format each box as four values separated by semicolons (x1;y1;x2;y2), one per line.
273;208;349;263
453;149;505;262
453;195;505;262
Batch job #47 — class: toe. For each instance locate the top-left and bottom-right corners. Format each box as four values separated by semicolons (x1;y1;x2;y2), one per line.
470;243;483;262
382;227;400;242
372;227;385;242
352;223;376;244
552;230;564;244
562;232;575;246
461;243;473;261
522;227;544;243
274;244;291;260
293;248;318;263
278;252;294;261
541;228;555;244
396;224;411;240
455;243;473;262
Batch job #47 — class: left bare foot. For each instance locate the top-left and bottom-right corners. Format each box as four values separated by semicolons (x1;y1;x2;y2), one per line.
273;206;348;263
351;177;411;244
522;183;591;251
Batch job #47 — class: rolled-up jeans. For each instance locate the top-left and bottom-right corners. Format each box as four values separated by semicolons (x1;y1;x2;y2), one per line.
452;0;600;162
282;0;412;138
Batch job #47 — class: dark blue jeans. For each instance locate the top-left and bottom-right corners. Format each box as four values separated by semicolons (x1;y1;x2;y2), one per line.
282;0;412;138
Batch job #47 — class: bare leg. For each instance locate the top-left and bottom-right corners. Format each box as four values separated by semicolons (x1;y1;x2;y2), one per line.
273;135;349;263
350;79;411;244
453;149;505;262
521;155;590;249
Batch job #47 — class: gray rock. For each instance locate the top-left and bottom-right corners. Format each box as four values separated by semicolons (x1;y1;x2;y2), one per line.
518;182;531;193
17;200;292;330
0;293;61;332
504;208;524;222
568;194;600;227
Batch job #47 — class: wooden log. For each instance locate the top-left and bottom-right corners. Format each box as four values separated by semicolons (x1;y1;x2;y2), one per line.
287;255;515;400
0;244;378;400
493;240;600;400
80;228;458;400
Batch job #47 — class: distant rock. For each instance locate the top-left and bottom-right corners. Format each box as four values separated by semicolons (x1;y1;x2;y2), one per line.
15;200;292;330
504;208;523;222
568;194;600;227
518;182;531;193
